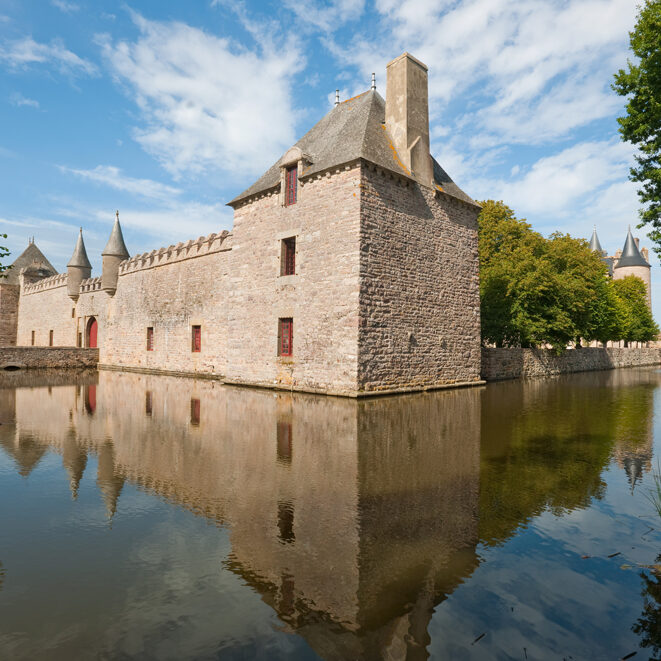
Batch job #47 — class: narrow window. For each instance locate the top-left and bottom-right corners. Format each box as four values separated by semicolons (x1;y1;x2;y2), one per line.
278;318;293;357
192;325;201;352
277;501;295;543
145;391;153;416
285;165;297;206
77;332;82;348
71;307;75;319
31;331;35;346
49;330;54;347
277;421;292;464
281;237;296;276
146;327;154;351
190;398;200;426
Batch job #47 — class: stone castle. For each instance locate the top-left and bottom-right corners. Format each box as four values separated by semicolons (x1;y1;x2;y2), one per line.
1;54;484;397
589;226;652;305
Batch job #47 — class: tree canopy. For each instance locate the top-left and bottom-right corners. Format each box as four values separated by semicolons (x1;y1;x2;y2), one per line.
0;234;9;278
613;0;661;254
478;200;658;349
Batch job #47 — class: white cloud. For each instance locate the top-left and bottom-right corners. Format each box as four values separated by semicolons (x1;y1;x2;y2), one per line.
9;92;39;108
98;13;305;178
51;0;79;13
282;0;366;32
88;202;231;241
0;37;97;76
472;140;634;217
330;0;635;148
60;165;182;200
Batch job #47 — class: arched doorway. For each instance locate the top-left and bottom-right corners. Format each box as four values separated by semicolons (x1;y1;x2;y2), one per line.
86;317;98;348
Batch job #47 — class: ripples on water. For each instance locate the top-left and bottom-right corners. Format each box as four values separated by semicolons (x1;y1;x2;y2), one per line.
0;368;660;660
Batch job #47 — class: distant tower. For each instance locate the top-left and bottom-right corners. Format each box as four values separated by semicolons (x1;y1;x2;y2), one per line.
101;211;129;295
67;228;92;301
589;227;604;254
613;227;651;307
589;227;614;276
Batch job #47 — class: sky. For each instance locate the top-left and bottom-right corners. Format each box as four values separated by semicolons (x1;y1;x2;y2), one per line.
0;0;656;316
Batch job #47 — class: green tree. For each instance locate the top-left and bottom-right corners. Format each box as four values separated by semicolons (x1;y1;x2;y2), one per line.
612;275;659;344
613;0;661;253
477;201;616;350
0;234;10;278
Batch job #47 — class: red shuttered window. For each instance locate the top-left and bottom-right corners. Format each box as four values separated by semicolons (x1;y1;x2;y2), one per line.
192;325;201;352
282;237;296;276
146;327;154;351
190;398;200;426
278;318;293;356
285;166;297;206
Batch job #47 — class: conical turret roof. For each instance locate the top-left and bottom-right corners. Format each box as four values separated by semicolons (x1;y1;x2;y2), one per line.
67;228;92;269
589;227;603;254
102;212;129;259
615;227;650;269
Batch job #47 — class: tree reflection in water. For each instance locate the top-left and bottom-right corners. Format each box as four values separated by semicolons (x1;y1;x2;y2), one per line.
633;558;661;659
0;367;660;659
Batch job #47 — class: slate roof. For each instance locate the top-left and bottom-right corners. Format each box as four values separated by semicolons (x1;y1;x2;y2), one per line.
68;229;92;269
102;216;130;259
2;242;57;285
589;228;603;254
228;90;477;207
615;227;649;269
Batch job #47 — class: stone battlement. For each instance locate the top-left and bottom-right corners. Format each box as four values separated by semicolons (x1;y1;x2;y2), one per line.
80;276;102;293
119;230;232;276
22;272;67;295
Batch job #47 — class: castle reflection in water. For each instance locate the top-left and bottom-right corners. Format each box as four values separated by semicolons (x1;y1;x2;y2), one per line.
0;367;657;659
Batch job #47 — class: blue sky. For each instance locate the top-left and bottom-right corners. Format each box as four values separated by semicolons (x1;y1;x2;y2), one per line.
0;0;655;315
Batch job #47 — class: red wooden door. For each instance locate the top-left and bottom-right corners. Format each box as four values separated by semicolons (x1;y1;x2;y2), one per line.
88;319;98;348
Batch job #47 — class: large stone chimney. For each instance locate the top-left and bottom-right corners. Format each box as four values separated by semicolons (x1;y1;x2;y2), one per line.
385;52;433;187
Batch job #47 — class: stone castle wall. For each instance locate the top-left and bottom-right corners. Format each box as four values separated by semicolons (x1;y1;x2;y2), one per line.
226;164;362;395
17;274;76;346
482;347;661;381
16;232;232;377
13;165;482;396
0;347;98;369
358;165;481;392
0;284;19;346
100;232;231;376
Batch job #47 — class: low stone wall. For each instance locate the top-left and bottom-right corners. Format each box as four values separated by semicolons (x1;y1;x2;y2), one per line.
0;347;99;370
482;347;661;381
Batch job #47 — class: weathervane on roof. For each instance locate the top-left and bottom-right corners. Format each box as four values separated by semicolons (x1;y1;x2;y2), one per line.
116;210;119;222
371;73;376;90
335;89;340;106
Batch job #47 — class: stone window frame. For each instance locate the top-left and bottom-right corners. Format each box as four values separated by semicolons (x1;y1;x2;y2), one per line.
277;317;294;357
280;236;296;276
279;147;311;207
191;325;202;353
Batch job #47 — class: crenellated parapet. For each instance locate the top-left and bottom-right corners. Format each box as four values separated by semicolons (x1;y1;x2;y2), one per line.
22;272;68;295
119;230;232;276
79;277;102;294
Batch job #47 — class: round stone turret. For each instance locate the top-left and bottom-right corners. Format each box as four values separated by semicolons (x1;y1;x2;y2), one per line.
613;226;651;306
67;228;92;301
101;211;129;295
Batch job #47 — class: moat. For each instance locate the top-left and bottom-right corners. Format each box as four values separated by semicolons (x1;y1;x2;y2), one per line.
0;368;660;660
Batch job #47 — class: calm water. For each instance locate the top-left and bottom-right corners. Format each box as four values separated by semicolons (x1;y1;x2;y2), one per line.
0;368;660;660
